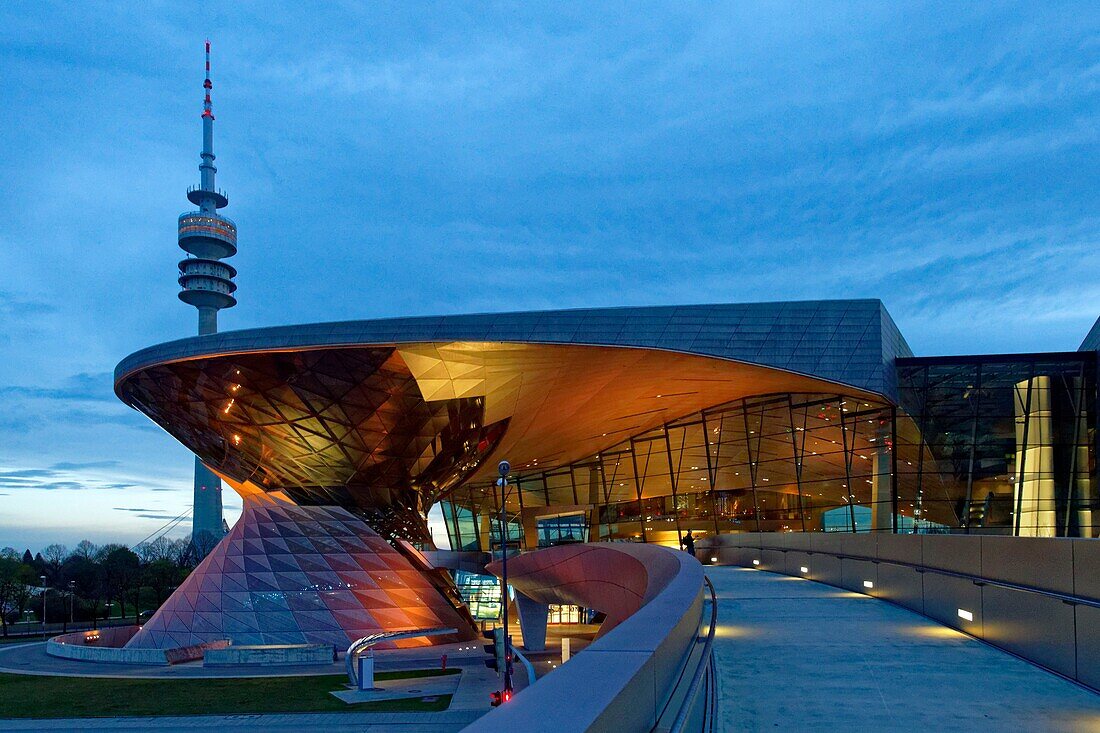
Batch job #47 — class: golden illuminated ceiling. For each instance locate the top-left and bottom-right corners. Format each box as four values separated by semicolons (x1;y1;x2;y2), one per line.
117;340;882;535
395;342;880;483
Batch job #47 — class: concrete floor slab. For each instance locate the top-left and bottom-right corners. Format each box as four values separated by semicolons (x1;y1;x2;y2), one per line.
710;567;1100;732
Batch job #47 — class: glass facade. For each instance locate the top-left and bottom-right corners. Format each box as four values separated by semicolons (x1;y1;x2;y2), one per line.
440;352;1098;547
442;391;901;547
896;353;1098;537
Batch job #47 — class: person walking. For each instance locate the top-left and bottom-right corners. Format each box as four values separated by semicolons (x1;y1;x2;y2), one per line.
682;531;696;556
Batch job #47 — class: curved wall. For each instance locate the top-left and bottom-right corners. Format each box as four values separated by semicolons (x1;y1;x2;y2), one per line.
465;543;704;733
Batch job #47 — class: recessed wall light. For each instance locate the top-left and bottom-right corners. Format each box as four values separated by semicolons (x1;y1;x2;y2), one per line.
958;608;973;622
863;580;874;589
800;566;809;573
752;559;760;566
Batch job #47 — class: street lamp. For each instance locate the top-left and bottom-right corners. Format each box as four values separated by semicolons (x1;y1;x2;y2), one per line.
39;575;46;639
496;460;514;696
68;580;75;632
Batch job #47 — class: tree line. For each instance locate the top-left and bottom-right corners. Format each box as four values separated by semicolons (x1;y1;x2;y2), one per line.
0;536;200;636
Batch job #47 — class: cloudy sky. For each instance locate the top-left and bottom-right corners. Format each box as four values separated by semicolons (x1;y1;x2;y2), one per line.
2;3;1097;552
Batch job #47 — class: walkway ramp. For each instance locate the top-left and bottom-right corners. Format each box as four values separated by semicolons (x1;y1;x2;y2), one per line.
710;566;1100;732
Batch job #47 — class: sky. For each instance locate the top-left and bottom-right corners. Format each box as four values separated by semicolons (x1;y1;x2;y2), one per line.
2;2;1097;552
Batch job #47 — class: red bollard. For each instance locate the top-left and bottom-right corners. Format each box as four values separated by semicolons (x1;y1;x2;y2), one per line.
441;653;448;671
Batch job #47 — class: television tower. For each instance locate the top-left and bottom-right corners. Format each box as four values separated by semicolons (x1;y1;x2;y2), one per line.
177;41;236;555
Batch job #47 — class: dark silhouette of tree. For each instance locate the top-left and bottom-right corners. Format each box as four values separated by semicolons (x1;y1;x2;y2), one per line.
143;559;180;606
0;557;35;636
98;546;141;620
0;556;35;629
73;540;98;560
43;544;67;577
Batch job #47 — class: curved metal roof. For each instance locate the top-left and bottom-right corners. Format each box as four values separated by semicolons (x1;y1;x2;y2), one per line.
116;300;912;400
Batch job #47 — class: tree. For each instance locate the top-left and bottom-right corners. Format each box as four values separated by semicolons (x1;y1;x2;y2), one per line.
168;538;195;570
192;530;221;560
135;536;172;565
43;544;68;574
143;559;180;606
0;557;35;636
21;550;33;566
73;540;98;560
64;555;104;627
99;546;140;620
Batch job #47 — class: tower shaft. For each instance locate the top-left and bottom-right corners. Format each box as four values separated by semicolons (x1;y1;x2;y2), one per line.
177;40;237;555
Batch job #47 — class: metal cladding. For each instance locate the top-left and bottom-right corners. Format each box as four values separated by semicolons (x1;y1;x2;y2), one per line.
118;300;912;399
114;310;897;532
125;492;476;649
118;346;509;543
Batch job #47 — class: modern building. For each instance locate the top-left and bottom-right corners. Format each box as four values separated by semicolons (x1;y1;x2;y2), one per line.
113;301;1098;647
177;41;236;554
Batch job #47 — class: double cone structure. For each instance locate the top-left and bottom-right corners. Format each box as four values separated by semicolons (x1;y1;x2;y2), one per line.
128;491;471;649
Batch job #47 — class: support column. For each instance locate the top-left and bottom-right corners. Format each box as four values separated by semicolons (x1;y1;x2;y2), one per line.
870;426;893;532
514;592;549;652
1014;376;1056;537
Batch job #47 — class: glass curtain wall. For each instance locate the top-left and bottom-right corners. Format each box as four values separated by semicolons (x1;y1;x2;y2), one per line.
439;357;1096;547
440;391;900;547
896;354;1097;537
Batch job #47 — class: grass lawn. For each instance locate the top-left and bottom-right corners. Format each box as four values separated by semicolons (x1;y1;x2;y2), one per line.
0;668;459;718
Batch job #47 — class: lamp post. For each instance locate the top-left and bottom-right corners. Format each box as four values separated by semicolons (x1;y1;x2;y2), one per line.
39;575;46;639
496;460;513;695
68;580;75;632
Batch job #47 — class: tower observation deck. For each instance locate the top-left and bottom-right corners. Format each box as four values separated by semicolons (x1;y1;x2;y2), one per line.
178;40;237;337
179;41;234;554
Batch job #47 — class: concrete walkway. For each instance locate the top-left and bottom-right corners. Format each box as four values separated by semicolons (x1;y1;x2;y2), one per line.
710;566;1100;732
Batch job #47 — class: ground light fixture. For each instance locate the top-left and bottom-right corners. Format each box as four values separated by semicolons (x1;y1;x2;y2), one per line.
958;608;974;622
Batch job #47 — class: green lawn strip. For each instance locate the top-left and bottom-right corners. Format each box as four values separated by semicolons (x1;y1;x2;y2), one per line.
0;669;458;718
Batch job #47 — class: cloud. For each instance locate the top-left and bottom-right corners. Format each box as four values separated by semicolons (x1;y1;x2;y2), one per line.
0;290;56;318
51;460;121;470
0;372;115;403
0;466;136;491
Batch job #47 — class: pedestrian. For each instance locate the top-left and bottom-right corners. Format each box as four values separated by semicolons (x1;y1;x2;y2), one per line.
682;531;695;556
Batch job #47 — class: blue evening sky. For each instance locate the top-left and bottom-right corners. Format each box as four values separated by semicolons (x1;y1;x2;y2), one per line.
2;3;1097;551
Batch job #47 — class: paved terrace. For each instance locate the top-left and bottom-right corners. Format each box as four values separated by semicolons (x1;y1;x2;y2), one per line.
710;565;1100;732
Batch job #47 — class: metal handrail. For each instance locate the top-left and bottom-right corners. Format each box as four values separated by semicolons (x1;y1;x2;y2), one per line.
667;575;718;733
344;626;456;687
510;643;537;685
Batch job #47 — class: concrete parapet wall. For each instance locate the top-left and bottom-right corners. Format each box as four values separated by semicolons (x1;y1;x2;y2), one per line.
463;544;704;733
47;626;168;666
203;643;333;667
697;532;1100;690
